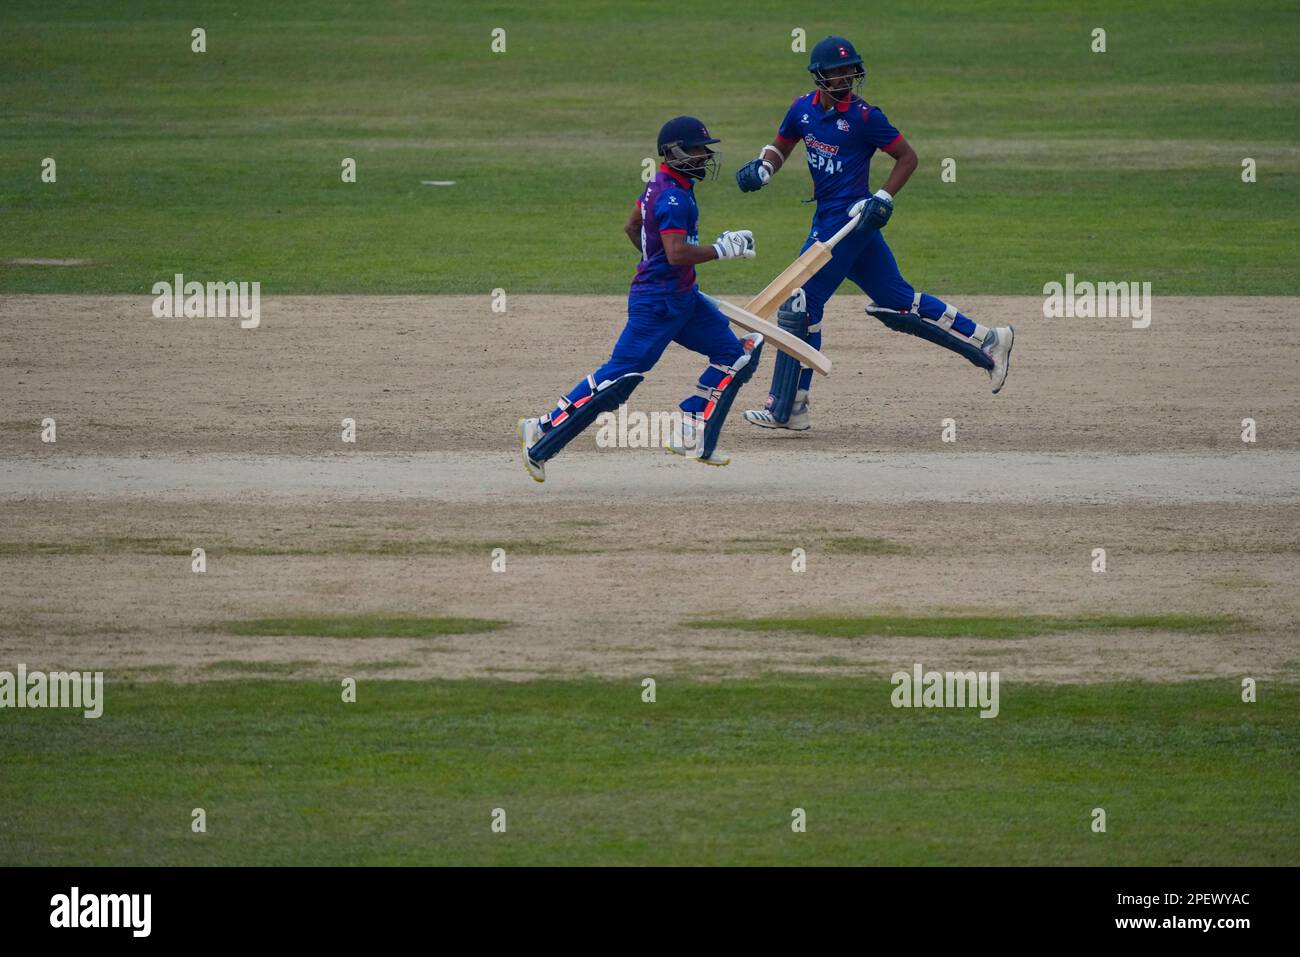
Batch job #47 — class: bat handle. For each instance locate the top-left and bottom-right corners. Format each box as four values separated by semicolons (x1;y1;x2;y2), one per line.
825;213;863;250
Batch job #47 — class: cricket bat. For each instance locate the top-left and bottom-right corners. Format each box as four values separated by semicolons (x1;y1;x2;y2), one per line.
702;293;832;377
743;213;863;319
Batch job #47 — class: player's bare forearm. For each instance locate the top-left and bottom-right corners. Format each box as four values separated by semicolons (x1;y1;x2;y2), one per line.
759;135;797;177
880;138;918;197
663;232;718;266
623;208;643;251
738;134;798;191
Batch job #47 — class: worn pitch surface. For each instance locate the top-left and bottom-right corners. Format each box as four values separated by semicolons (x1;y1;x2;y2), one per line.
1;295;1296;683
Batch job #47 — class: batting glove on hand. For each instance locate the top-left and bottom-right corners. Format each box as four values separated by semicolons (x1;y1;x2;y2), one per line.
713;229;756;260
850;189;894;232
735;158;771;192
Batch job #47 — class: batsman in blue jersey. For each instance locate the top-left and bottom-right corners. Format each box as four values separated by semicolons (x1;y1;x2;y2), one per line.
517;116;765;482
735;35;1015;431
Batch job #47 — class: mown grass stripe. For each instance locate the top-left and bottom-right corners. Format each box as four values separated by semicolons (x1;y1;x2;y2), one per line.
1;676;1294;866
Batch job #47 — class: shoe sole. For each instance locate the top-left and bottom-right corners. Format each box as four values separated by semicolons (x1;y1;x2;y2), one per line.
664;442;729;466
745;413;810;432
991;326;1015;395
517;419;545;483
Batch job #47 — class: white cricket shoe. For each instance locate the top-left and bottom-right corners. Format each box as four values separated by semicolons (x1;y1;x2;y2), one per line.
983;325;1015;394
743;389;811;431
664;417;730;467
517;417;545;483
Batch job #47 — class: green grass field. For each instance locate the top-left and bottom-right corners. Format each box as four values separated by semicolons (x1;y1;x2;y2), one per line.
3;2;1298;870
1;677;1295;865
2;0;1297;294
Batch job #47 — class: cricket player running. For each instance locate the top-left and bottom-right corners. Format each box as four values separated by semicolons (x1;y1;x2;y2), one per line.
735;35;1014;431
517;116;765;482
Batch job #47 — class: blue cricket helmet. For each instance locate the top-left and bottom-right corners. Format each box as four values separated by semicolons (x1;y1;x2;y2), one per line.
656;115;722;181
808;35;866;97
656;116;721;155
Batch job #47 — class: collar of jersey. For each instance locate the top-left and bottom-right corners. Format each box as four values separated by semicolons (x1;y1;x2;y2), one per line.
659;163;694;189
811;89;853;114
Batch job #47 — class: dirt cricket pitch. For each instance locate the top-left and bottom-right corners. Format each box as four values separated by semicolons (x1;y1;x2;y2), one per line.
1;294;1297;686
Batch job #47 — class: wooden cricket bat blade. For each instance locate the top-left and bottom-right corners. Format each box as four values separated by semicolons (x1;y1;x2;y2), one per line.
743;246;832;319
743;213;862;320
702;293;831;376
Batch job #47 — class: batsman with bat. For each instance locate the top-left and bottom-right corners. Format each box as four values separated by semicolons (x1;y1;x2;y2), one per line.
735;35;1015;431
517;116;765;482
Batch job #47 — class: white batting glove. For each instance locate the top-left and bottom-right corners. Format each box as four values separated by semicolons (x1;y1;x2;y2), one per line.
713;229;756;260
848;189;893;219
848;189;895;232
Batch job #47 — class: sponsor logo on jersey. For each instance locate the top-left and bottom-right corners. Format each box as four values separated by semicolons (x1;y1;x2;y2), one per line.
803;134;840;155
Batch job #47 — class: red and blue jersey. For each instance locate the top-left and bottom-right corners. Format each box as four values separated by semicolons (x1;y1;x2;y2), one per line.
630;164;700;299
777;90;902;229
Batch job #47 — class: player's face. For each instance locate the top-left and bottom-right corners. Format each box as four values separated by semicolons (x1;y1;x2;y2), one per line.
821;64;861;98
679;144;719;180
